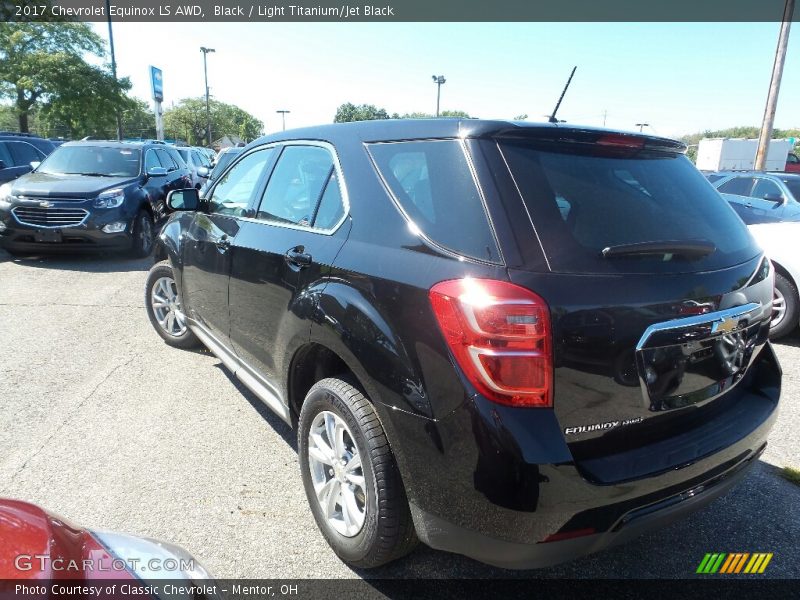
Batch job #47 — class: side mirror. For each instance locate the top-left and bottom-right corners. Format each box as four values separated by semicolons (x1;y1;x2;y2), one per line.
196;166;210;178
147;166;168;178
167;188;200;211
764;193;784;203
30;161;40;170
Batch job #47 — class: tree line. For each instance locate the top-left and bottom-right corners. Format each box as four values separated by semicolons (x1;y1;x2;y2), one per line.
0;22;263;145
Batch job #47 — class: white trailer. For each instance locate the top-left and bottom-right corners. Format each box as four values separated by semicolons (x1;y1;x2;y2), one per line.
696;138;792;171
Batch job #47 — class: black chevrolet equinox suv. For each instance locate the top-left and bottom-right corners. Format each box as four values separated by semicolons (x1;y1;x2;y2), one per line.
144;120;780;569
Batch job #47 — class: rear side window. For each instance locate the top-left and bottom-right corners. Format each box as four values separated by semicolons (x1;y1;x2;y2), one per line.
500;141;758;274
0;142;12;166
368;140;499;262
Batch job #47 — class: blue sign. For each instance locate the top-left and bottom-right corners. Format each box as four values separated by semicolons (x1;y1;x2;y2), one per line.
150;66;163;102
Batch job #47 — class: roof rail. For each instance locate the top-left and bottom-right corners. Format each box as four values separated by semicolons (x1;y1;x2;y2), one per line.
0;131;36;137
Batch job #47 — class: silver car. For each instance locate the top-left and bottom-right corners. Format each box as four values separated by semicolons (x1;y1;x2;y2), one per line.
177;147;211;189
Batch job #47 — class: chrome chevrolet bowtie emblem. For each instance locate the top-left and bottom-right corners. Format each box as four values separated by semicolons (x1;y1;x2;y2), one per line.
712;315;741;335
39;201;52;208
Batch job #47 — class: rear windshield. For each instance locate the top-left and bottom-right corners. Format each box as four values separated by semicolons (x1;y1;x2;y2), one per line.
37;146;141;177
500;141;759;274
368;140;500;262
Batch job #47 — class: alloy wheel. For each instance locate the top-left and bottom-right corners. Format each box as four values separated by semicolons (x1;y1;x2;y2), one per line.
307;411;367;537
772;287;787;330
151;276;187;336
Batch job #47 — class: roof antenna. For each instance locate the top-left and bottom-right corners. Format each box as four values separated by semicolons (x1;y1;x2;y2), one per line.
548;66;577;124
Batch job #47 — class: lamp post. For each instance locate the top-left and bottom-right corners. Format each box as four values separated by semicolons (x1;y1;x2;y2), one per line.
105;0;122;140
635;122;649;132
200;47;215;147
431;75;446;117
276;110;290;131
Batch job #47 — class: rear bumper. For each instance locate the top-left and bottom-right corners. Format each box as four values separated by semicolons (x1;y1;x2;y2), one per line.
411;441;763;569
379;343;780;569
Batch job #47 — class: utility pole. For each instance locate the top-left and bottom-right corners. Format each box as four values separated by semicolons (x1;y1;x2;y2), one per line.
105;0;122;140
635;123;649;132
602;109;607;127
276;110;290;131
432;75;446;117
200;47;215;147
755;0;794;171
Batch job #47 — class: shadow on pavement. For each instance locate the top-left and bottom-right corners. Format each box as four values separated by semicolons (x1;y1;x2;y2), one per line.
3;251;151;273
356;460;798;580
212;362;297;451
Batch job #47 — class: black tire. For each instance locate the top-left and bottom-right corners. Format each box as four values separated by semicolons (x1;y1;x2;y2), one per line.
298;377;417;568
144;260;202;349
770;272;799;340
130;210;155;258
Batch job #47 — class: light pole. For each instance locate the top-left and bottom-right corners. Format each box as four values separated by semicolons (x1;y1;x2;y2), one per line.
276;110;290;131
200;47;215;147
432;75;446;117
635;122;649;132
105;0;122;140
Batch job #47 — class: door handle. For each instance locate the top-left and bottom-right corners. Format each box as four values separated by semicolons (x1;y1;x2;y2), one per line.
285;246;312;268
215;235;231;252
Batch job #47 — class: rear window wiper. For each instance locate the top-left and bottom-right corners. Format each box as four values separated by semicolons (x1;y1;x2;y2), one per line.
601;240;716;259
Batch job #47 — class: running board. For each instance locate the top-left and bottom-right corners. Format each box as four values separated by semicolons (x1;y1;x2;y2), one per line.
189;322;292;425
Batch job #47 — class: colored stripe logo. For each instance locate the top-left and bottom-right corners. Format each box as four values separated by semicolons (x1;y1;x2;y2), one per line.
696;553;773;574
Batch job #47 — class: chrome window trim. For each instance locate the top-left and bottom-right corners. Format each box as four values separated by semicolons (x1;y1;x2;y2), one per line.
209;140;350;237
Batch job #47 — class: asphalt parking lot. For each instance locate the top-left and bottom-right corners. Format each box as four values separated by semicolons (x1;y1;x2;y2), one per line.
1;249;798;579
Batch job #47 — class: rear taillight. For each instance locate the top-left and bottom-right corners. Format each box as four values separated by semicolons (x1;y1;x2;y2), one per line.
429;278;553;408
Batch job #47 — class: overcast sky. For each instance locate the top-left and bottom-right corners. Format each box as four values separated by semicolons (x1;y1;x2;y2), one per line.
91;22;799;138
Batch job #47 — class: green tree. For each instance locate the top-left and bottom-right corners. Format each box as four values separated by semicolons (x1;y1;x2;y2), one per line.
333;103;392;123
0;21;128;134
513;113;529;121
398;110;473;119
121;98;156;140
164;98;263;146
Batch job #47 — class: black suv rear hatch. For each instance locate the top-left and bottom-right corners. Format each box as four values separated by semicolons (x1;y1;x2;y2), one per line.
491;130;778;483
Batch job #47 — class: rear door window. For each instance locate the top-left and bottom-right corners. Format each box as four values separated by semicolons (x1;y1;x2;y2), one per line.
257;145;334;227
751;179;782;200
499;140;758;274
718;177;756;197
367;140;499;262
0;142;13;166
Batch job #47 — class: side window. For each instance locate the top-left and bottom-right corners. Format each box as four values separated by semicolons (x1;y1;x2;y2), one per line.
312;171;346;230
156;149;176;171
367;140;500;262
8;141;43;166
256;145;334;227
0;142;13;167
144;149;160;171
718;177;756;197
788;153;799;164
192;151;209;167
208;148;274;216
752;179;782;200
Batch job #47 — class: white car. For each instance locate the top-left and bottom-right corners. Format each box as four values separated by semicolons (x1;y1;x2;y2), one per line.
748;221;800;339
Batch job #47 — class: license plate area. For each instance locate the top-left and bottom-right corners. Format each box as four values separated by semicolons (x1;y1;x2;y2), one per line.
34;229;63;243
635;303;764;411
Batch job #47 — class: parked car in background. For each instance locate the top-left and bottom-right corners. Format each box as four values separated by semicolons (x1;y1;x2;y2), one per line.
145;120;779;570
177;147;211;189
747;221;800;339
0;140;191;256
197;146;216;164
0;132;56;184
0;498;216;591
784;152;800;174
710;171;800;224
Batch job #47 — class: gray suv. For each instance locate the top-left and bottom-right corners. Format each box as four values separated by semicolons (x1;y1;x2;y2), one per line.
710;171;800;224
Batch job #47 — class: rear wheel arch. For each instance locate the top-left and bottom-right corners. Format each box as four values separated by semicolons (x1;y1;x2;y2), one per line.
288;342;367;427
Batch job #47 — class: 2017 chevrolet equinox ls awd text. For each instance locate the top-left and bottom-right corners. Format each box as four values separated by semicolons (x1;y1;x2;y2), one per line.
144;120;780;569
